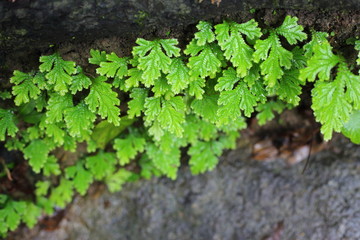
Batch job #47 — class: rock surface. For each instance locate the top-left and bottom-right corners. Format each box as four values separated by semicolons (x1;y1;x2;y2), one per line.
12;137;360;240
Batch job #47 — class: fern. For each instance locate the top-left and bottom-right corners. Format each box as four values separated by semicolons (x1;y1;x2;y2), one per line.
1;15;360;237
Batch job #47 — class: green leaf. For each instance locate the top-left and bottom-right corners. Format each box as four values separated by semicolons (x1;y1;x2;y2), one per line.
89;49;107;65
299;41;340;82
43;155;61;176
70;67;92;94
91;117;135;149
188;78;206;99
11;71;40;106
64;102;96;140
312;78;352;140
276;16;307;44
49;178;73;208
23;139;51;173
22;202;41;228
0;200;26;232
339;64;360;110
39;53;76;95
85;76;120;125
46;93;73;124
253;32;293;87
303;31;329;58
105;169;133;192
125;68;143;89
215;67;240;91
85;152;116;180
194;21;215;46
127;88;148;118
191;94;219;123
0;109;18;141
342;110;360;144
133;39;180;87
215;20;261;77
188;140;223;174
256;101;286;125
186;44;222;78
114;133;146;165
35;181;50;197
65;161;93;196
217;82;258;125
276;70;303;105
166;58;191;94
157;96;186;137
0;90;12;100
96;52;128;79
146;143;180;179
356;40;360;65
144;97;162;123
152;76;173;98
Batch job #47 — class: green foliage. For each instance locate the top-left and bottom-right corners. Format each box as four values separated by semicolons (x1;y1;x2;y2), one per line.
1;15;360;236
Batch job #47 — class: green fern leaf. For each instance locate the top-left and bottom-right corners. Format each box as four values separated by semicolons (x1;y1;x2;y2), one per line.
276;16;307;44
191;94;219;123
215;20;261;77
188;78;206;99
166;58;191;94
312;78;352;140
88;49;107;65
0;199;26;232
253;32;292;87
133;38;180;86
144;97;161;123
64;102;96;140
49;178;73;208
157;96;186;137
339;64;360;109
146;143;180;179
256;100;286;125
70;67;92;94
127;88;148;118
276;70;303;105
303;31;329;58
356;40;360;65
188;140;223;174
0;109;18;141
214;67;240;91
114;133;146;165
125;68;143;89
65;161;93;196
217;82;258;125
85;76;120;125
39;53;76;95
85;152;116;180
194;21;215;46
43;155;61;176
11;71;40;106
342;110;360;144
96;52;128;79
46;93;73;124
23;139;51;173
22;202;41;228
186;44;222;78
299;41;340;82
106;169;133;193
152;76;173;98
